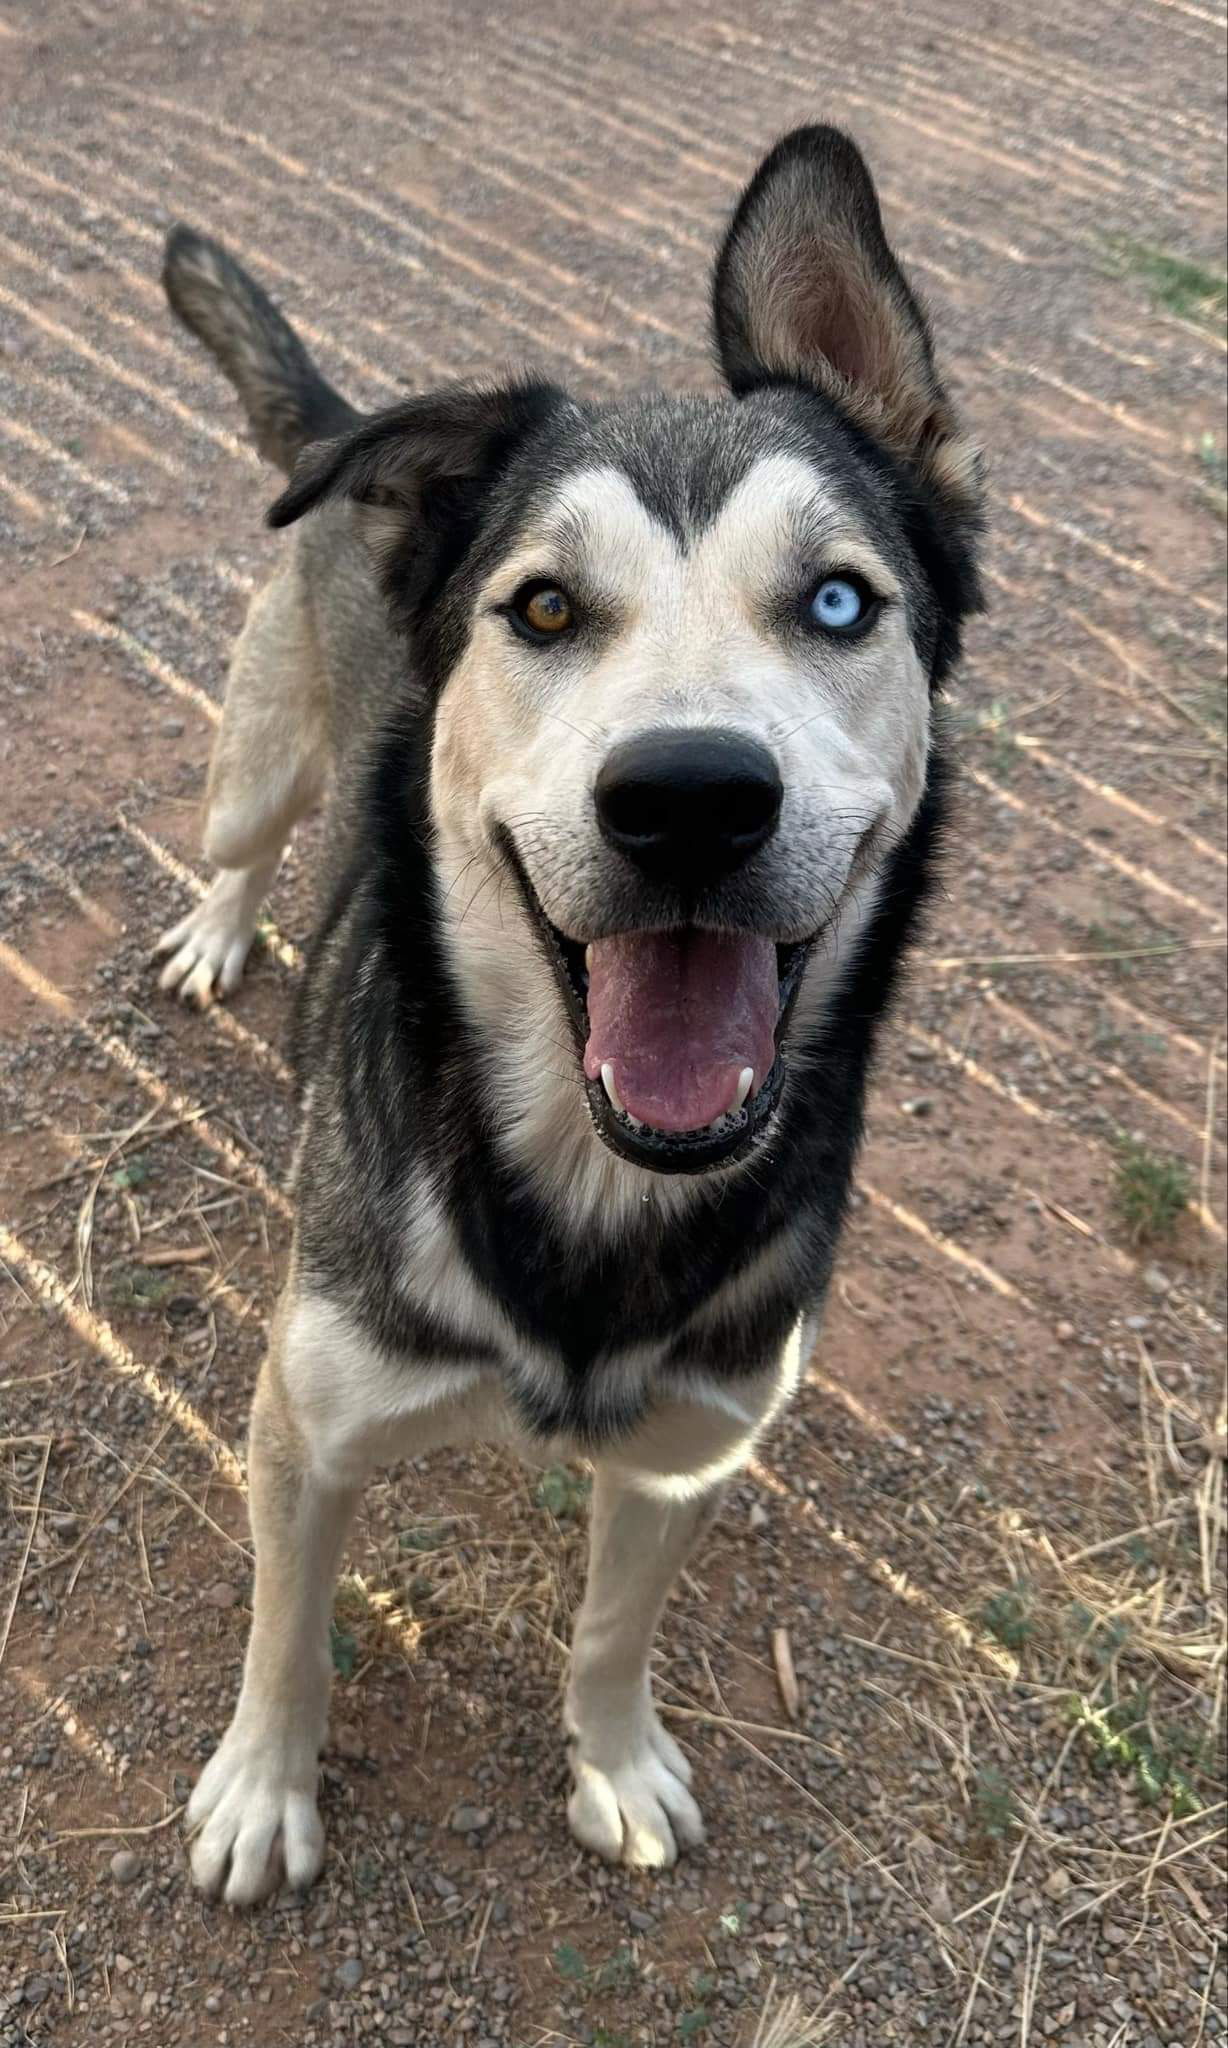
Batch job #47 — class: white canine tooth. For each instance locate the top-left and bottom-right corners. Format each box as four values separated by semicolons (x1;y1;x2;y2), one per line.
733;1066;754;1112
585;944;594;971
600;1063;625;1116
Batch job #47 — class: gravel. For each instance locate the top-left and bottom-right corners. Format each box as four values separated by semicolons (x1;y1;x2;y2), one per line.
0;0;1223;2042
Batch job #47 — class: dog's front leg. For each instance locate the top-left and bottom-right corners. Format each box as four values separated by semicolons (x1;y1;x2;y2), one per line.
566;1336;802;1869
565;1465;715;1868
187;1348;360;1906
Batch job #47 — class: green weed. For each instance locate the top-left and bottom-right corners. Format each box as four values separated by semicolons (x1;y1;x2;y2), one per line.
982;1584;1034;1651
1090;1015;1168;1064
1198;433;1227;488
329;1621;359;1680
109;1152;152;1191
1112;1134;1191;1244
535;1464;592;1519
1067;1690;1205;1817
677;2010;712;2040
1065;1600;1132;1670
1083;916;1176;980
1197;430;1228;523
1197;678;1227;732
106;1266;170;1309
1104;236;1228;332
550;1941;637;1996
973;1764;1016;1840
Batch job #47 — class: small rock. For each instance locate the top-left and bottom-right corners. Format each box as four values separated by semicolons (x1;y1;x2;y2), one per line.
1043;1867;1072;1900
334;1724;365;1761
449;1803;491;1834
901;1097;934;1116
334;1958;363;1991
202;1582;240;1610
1055;1321;1076;1342
748;1501;769;1531
110;1850;141;1885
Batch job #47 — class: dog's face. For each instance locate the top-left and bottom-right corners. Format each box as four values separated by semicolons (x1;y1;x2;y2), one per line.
272;128;982;1179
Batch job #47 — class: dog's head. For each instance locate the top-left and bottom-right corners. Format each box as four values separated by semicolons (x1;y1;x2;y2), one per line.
270;127;982;1180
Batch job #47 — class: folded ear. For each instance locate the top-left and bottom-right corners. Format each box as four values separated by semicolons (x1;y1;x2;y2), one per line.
267;379;567;564
713;126;981;521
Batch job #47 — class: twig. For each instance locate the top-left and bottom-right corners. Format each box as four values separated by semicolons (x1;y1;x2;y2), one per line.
48;525;86;567
1059;1827;1227;1926
1201;1034;1222;1231
0;1434;51;1669
31;1420;174;1580
950;1837;1025;2046
705;1717;953;1954
660;1702;813;1745
52;1804;185;1840
470;1890;496;1971
924;939;1226;970
1061;1515;1179;1567
73;1101;161;1307
1018;1921;1046;2048
771;1626;800;1721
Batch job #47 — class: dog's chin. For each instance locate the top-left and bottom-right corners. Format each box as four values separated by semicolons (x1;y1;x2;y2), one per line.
496;830;817;1177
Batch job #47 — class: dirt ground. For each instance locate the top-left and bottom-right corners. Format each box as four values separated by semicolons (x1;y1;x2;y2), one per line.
1;1;1226;2044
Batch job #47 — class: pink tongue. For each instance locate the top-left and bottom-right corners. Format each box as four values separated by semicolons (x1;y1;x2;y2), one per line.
583;930;779;1133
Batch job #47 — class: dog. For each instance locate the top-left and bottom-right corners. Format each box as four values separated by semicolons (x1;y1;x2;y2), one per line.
154;125;982;1904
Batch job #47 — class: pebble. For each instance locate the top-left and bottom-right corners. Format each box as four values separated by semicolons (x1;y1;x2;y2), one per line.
334;1958;364;1991
109;1850;142;1885
449;1803;491;1833
201;1581;240;1609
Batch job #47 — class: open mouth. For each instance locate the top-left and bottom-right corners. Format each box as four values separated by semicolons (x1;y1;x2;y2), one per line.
497;833;813;1174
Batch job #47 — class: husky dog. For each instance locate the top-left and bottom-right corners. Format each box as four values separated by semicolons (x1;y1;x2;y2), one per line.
155;126;982;1903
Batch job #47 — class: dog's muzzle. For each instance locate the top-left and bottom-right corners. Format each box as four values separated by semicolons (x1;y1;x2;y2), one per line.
497;826;815;1178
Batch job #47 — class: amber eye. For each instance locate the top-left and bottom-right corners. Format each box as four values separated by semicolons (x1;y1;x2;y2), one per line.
509;580;574;641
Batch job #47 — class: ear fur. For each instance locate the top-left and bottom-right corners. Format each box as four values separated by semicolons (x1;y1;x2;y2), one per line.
713;126;983;524
266;379;567;559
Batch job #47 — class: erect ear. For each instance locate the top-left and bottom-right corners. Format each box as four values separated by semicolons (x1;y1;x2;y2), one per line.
266;379;567;566
713;126;982;521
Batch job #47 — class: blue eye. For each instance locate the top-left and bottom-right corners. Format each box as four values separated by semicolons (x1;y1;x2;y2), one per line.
810;575;873;635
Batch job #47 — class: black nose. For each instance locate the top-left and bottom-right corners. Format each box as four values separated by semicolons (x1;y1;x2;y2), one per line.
595;728;783;886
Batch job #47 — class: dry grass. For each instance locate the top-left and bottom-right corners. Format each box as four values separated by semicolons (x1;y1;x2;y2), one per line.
742;1988;836;2047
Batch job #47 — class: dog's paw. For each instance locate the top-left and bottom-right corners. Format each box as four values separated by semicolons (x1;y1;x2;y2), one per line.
186;1718;324;1906
567;1709;703;1869
154;871;263;1008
